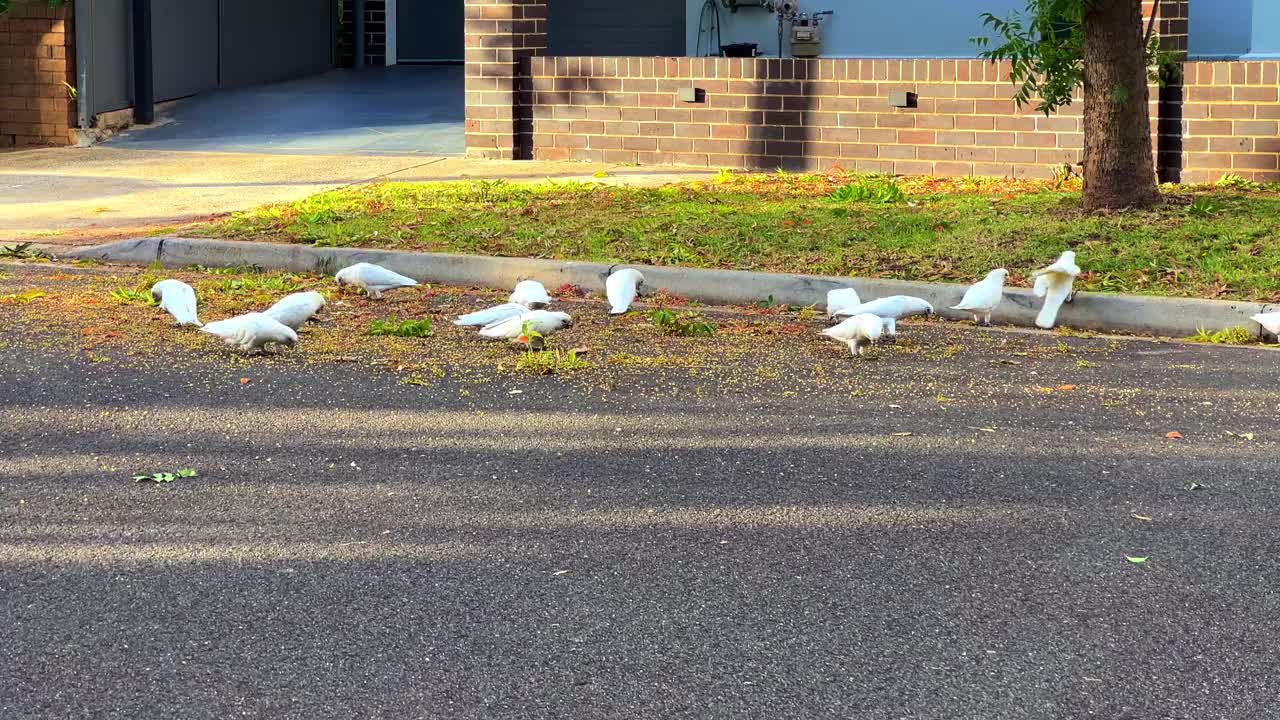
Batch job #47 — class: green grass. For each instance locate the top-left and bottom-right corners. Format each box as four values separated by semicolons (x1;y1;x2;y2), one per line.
513;348;589;375
368;317;434;338
1187;326;1255;345
650;309;716;337
205;177;1280;302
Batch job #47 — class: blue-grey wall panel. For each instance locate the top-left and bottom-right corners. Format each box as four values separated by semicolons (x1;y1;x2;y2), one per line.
1189;0;1251;58
219;0;334;88
685;0;1025;58
153;0;219;101
552;0;686;56
88;0;131;115
398;0;464;61
1249;0;1280;58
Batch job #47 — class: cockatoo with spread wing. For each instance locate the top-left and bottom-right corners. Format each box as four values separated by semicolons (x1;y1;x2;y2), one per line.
1032;251;1081;329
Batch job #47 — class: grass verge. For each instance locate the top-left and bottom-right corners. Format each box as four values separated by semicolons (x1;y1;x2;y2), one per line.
202;173;1280;303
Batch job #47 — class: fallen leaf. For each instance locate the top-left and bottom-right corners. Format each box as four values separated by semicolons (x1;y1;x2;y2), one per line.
1132;514;1152;522
891;432;914;437
996;359;1022;366
1056;384;1077;392
239;378;250;385
1126;556;1149;564
1165;431;1183;440
552;569;571;576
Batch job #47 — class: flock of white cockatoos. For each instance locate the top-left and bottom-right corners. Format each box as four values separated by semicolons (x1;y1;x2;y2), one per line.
147;252;1280;357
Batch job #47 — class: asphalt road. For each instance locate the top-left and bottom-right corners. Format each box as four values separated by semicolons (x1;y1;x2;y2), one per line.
3;280;1280;718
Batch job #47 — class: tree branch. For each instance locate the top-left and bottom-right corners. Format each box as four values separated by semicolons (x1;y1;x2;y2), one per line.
1142;0;1160;49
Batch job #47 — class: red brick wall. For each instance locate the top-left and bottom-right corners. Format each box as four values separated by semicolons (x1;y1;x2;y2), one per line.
0;0;76;147
1182;61;1280;184
464;0;547;160
529;57;1088;178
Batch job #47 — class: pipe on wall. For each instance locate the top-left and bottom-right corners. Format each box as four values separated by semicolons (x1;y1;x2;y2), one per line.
353;0;366;69
73;0;91;130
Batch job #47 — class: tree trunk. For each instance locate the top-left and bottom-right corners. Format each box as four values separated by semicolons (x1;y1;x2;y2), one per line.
1081;0;1161;211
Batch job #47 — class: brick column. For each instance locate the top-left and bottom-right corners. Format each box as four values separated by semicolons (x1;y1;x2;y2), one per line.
464;0;546;160
1143;0;1189;182
1142;0;1188;56
0;0;77;147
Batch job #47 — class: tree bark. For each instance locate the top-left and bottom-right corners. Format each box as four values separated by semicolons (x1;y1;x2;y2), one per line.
1082;0;1161;211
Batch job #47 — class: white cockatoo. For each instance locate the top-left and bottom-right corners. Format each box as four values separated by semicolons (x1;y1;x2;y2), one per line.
201;313;298;354
478;310;573;342
335;263;418;299
606;268;645;315
150;279;202;327
833;295;934;338
263;291;326;330
453;302;527;327
1031;251;1081;329
1252;311;1280;339
509;280;552;309
821;313;884;357
950;269;1008;326
825;287;861;319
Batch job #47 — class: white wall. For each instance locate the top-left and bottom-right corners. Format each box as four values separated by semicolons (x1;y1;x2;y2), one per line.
688;0;1033;58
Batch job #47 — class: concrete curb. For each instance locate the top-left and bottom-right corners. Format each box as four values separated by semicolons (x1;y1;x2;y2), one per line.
67;237;1275;340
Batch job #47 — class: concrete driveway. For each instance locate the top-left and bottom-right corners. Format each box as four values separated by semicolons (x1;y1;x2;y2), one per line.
105;66;465;156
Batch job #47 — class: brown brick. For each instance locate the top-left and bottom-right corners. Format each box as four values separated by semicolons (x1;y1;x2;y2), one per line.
876;113;914;128
878;144;917;160
1233;153;1279;170
1015;132;1057;148
1235;120;1278;136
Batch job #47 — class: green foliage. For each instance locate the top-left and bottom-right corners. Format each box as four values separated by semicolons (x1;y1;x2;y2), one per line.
650;309;716;337
0;242;51;259
1188;326;1255;345
132;468;197;484
0;289;47;305
1216;174;1263;192
217;274;304;295
368;317;434;337
972;0;1178;114
204;180;1280;302
514;348;588;375
1187;197;1221;217
713;168;737;184
110;287;158;306
830;178;905;204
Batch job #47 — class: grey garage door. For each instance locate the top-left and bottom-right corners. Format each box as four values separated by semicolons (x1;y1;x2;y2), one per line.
548;0;685;56
398;0;464;62
153;0;219;101
219;0;334;88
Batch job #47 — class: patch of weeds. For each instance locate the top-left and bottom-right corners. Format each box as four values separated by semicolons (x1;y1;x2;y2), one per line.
1076;359;1100;368
0;289;48;305
133;468;198;483
830;178;905;204
190;264;256;275
368;317;434;338
109;288;157;306
650;309;716;337
1187;196;1222;217
1188;326;1254;345
513;348;588;375
1216;174;1262;192
217;274;304;295
0;242;51;259
713;168;737;184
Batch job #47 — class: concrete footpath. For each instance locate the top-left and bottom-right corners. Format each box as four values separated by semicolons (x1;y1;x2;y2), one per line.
0;147;713;244
69;236;1276;340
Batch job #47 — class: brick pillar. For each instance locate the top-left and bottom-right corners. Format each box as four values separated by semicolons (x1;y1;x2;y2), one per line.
464;0;546;160
1142;0;1188;56
1143;0;1189;182
0;0;77;147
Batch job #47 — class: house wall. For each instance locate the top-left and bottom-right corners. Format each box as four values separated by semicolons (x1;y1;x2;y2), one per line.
1249;1;1280;59
684;0;1024;58
1188;0;1251;58
528;56;1094;177
1181;61;1280;183
0;0;76;147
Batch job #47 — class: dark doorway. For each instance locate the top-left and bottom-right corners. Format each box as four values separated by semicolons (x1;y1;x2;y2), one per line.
549;0;686;56
398;0;465;62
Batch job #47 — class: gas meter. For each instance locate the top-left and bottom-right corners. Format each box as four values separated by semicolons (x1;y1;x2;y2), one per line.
790;10;832;57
